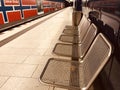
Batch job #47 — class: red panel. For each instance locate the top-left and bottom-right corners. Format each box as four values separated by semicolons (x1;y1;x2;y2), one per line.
43;8;50;13
5;0;19;5
0;13;4;25
4;0;12;5
7;11;21;23
42;1;49;5
12;0;20;5
23;9;37;18
22;0;36;5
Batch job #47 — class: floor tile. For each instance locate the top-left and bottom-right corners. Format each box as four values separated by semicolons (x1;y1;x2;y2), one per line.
0;77;50;90
0;48;35;55
32;56;51;78
0;63;37;77
0;76;9;87
32;48;48;56
24;56;48;65
0;55;27;63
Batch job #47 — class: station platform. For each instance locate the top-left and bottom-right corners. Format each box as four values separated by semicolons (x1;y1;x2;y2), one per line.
0;7;73;90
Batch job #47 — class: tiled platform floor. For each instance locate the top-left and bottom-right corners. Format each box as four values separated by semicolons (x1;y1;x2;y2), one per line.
0;7;73;90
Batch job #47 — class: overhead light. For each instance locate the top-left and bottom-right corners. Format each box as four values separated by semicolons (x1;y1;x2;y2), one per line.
65;0;71;2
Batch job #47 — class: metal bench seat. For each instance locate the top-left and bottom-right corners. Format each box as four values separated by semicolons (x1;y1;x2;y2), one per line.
53;43;78;58
59;23;96;44
64;12;83;30
63;29;79;36
53;24;98;58
59;35;79;43
62;16;90;36
40;33;113;90
64;25;78;29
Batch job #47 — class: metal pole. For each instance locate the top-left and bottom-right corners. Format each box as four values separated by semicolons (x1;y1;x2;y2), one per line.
72;0;82;26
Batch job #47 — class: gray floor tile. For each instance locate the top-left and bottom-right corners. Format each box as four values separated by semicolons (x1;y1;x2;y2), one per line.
0;63;37;77
0;76;9;87
0;77;50;90
0;55;27;64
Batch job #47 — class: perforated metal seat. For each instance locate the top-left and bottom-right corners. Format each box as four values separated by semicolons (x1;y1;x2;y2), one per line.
53;24;98;58
63;16;90;36
59;35;79;44
59;22;92;43
53;43;78;58
64;12;83;30
62;15;85;35
64;25;78;29
60;19;91;45
40;33;113;90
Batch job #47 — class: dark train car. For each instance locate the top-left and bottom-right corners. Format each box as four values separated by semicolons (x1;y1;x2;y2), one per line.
86;0;120;90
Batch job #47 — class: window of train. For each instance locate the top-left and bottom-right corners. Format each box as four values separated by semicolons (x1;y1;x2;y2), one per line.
36;0;44;14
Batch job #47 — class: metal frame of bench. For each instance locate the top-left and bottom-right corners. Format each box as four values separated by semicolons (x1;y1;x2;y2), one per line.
64;25;77;29
62;15;90;36
59;23;96;44
40;33;113;90
53;23;98;59
64;12;83;30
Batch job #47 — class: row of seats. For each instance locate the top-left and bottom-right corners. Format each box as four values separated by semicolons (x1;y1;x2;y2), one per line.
53;16;97;59
39;13;113;90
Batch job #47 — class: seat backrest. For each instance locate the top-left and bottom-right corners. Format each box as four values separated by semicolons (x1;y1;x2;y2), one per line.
78;15;86;28
79;23;98;59
79;19;91;42
80;33;113;90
